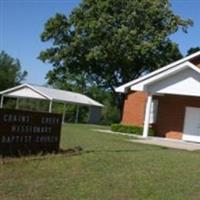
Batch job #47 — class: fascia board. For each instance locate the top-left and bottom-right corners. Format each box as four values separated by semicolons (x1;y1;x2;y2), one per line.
131;62;200;91
115;51;200;93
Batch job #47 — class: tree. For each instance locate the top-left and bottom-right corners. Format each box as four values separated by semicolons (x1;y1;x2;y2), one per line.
0;51;27;90
187;47;200;56
39;0;192;112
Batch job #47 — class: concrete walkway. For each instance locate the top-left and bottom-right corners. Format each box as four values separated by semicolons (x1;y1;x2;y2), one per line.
94;129;200;151
129;137;200;151
93;129;144;138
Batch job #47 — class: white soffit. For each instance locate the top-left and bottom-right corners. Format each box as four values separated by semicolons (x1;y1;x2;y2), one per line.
147;67;200;97
115;51;200;93
130;62;200;91
5;87;47;100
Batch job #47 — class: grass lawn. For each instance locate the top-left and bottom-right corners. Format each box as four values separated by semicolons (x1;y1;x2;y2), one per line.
0;124;200;200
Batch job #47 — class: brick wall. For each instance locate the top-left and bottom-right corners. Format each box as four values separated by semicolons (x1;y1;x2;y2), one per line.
121;92;200;140
121;56;200;139
121;91;147;126
155;94;200;139
191;56;200;68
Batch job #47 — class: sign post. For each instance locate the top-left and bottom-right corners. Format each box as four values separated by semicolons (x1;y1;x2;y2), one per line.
0;109;62;155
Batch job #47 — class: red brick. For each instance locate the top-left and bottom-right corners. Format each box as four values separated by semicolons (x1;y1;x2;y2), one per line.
191;56;200;68
121;57;200;140
121;92;200;140
155;95;200;139
122;91;147;126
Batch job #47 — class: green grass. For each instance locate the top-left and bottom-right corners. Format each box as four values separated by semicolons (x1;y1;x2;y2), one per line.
0;123;200;200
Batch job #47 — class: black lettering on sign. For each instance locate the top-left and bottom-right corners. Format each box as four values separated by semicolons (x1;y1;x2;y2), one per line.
0;109;62;155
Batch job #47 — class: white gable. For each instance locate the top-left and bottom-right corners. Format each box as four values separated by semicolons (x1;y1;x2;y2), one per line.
147;68;200;97
115;51;200;93
6;87;47;100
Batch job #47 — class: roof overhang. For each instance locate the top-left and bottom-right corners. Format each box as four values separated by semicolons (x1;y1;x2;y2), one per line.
130;62;200;97
115;51;200;93
0;84;52;100
0;84;104;107
131;62;200;91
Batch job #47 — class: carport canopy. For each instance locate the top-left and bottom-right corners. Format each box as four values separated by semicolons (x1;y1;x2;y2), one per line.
0;84;104;123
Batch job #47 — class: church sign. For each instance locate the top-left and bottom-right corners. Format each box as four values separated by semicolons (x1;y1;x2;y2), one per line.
0;109;62;155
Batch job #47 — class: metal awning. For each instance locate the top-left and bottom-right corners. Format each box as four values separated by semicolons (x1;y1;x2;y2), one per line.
0;84;104;123
0;83;103;107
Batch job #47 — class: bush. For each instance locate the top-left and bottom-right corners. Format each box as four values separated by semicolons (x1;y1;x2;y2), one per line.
100;104;120;125
111;124;155;136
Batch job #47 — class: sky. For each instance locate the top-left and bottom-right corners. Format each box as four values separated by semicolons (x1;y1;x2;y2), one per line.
0;0;200;85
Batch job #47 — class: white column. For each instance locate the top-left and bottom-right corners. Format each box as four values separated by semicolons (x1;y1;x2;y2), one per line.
62;103;66;124
0;95;4;108
75;104;80;123
49;100;53;113
143;94;152;138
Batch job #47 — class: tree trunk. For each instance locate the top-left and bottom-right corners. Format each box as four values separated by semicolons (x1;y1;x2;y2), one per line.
110;86;125;122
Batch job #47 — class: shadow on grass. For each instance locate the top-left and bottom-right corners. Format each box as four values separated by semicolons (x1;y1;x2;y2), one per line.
84;146;170;154
0;146;83;165
0;145;171;165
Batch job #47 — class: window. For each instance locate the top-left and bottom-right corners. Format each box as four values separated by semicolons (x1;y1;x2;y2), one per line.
149;99;158;124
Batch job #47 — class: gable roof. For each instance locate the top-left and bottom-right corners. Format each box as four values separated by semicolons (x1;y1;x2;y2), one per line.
131;61;200;91
0;84;104;107
115;51;200;93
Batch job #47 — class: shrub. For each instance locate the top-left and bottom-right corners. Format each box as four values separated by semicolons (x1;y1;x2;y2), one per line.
111;124;155;136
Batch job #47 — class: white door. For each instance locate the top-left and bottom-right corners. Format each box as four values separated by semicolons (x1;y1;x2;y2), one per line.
183;107;200;142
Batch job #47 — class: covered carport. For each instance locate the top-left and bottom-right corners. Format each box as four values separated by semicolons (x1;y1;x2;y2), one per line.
0;84;104;124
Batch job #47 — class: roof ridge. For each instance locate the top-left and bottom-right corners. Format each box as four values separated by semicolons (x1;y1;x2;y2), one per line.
33;84;86;96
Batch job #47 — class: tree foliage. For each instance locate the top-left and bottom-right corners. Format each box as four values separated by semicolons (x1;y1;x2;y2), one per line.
187;47;200;56
39;0;192;110
0;51;27;90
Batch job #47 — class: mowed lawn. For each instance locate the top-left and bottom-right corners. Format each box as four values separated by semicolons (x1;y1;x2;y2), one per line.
1;124;200;200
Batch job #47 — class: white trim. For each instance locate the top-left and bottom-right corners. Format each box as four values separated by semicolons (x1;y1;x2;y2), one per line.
182;135;200;143
25;84;52;100
115;51;200;93
143;62;200;87
143;94;152;138
52;98;103;107
0;84;52;100
0;84;26;95
183;106;200;143
149;99;158;124
1;94;48;101
130;62;200;91
49;100;53;113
